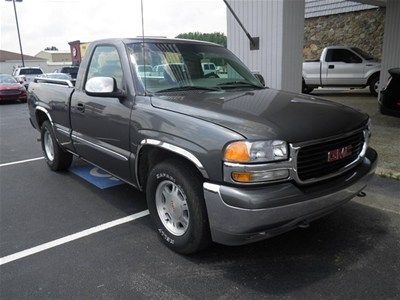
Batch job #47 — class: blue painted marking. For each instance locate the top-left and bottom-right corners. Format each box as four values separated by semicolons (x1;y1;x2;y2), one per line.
70;165;123;189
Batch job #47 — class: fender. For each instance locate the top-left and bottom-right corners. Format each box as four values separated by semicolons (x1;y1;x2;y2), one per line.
35;105;53;125
135;138;209;189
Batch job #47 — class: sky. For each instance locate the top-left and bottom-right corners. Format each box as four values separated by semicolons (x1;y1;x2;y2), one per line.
1;0;227;56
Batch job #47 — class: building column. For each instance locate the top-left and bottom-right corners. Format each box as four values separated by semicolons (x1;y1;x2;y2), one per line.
379;0;400;91
227;0;305;93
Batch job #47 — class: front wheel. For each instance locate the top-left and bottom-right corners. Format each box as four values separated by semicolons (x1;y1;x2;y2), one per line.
146;159;211;254
41;120;73;171
369;75;379;97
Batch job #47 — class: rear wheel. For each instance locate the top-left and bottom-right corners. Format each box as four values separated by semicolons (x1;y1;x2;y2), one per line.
146;159;211;254
369;75;380;97
302;79;314;94
41;120;73;171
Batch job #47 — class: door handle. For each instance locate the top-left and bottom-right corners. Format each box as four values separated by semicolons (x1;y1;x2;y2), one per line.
76;102;85;112
328;65;335;69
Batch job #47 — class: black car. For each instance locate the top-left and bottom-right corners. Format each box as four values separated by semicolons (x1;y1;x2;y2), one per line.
55;66;79;79
379;68;400;117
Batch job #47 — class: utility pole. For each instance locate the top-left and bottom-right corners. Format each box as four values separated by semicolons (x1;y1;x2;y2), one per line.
5;0;25;67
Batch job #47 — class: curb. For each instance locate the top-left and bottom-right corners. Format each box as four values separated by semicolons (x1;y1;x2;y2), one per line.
376;167;400;181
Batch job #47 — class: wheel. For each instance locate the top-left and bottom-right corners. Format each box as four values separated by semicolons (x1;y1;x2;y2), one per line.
41;120;73;171
369;75;379;97
302;79;314;94
146;159;211;254
379;103;388;115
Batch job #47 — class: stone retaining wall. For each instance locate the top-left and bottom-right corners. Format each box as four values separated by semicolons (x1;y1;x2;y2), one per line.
304;8;385;60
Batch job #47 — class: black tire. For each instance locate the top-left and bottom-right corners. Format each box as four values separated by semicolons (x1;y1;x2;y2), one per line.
369;75;379;97
146;159;211;254
40;120;73;171
302;79;314;94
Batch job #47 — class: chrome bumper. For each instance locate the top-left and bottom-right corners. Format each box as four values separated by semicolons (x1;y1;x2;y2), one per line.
203;148;377;246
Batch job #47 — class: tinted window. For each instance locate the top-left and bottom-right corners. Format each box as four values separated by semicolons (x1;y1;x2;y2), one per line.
204;64;210;70
326;49;362;63
210;64;215;70
351;47;375;60
86;46;124;88
19;68;43;75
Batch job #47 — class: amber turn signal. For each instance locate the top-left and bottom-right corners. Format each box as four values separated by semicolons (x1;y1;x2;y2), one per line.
231;172;252;183
224;141;250;163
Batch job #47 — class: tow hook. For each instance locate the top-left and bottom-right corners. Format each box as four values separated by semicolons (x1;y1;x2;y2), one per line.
298;220;310;229
357;191;367;197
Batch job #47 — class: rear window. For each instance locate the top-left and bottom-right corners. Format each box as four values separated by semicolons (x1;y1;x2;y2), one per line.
61;67;78;74
19;68;43;75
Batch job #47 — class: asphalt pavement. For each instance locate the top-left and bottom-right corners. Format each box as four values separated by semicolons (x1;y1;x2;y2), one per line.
0;101;399;299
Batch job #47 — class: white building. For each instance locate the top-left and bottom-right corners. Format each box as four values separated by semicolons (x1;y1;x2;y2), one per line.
0;50;48;74
227;0;399;94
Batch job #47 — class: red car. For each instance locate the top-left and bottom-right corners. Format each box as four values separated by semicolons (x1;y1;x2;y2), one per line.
0;74;27;103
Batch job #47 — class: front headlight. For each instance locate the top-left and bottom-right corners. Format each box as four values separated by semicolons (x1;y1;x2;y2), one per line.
224;140;288;163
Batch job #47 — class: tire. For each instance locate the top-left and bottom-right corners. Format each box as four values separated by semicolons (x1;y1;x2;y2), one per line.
369;75;379;97
40;120;73;171
146;159;211;254
302;79;314;94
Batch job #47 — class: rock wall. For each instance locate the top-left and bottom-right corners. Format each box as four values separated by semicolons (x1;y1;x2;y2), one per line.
304;8;385;60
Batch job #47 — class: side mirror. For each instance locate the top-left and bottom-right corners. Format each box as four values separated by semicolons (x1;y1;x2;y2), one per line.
252;72;265;86
85;77;125;98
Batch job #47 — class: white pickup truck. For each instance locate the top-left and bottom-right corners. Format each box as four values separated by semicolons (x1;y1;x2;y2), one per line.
302;46;381;96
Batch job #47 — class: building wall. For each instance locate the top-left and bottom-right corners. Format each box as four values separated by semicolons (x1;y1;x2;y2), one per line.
305;0;376;18
379;0;400;90
304;8;385;60
227;0;305;92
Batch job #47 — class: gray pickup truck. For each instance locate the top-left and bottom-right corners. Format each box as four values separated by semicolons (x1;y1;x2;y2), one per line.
28;38;377;254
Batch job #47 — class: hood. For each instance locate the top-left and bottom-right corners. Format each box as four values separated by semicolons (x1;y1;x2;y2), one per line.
150;88;368;143
0;83;23;90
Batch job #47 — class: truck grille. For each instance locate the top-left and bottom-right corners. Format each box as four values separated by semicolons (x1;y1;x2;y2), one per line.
297;131;364;182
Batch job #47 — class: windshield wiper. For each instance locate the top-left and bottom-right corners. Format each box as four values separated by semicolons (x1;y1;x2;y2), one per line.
155;85;220;93
217;81;264;89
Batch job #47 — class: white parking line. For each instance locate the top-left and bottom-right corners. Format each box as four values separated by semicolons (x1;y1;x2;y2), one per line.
0;210;150;266
0;157;44;167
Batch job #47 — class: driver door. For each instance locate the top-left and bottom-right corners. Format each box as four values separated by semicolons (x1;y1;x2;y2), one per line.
70;45;132;181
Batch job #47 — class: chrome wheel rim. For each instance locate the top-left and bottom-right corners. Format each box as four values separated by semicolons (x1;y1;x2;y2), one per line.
374;81;379;94
155;180;189;236
44;130;54;161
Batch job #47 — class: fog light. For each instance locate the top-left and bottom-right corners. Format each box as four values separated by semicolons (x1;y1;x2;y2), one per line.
231;169;289;183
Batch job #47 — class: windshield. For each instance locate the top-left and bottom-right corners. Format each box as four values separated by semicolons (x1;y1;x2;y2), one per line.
0;74;17;84
127;42;263;93
19;68;43;75
351;47;375;60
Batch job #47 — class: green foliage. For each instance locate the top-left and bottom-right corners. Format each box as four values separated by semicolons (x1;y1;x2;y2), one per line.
175;32;227;47
44;46;59;51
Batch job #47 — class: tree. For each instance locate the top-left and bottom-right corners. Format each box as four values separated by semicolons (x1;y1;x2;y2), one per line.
175;32;227;47
44;46;58;51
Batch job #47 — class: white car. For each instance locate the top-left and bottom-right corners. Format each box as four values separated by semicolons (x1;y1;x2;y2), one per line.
13;67;44;89
201;62;218;76
302;46;381;96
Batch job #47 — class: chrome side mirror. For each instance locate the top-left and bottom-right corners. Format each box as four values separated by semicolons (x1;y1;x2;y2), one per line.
85;77;125;98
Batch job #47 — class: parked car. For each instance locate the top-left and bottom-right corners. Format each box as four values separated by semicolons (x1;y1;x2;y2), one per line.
54;66;79;79
13;67;44;89
201;62;218;77
28;38;377;254
379;68;400;117
0;74;27;103
38;73;71;80
302;46;381;96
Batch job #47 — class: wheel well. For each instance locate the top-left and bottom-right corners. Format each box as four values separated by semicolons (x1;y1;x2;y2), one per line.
36;110;49;128
137;146;204;190
368;72;380;85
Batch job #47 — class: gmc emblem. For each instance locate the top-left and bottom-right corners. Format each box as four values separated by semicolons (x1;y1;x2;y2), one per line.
327;145;353;162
